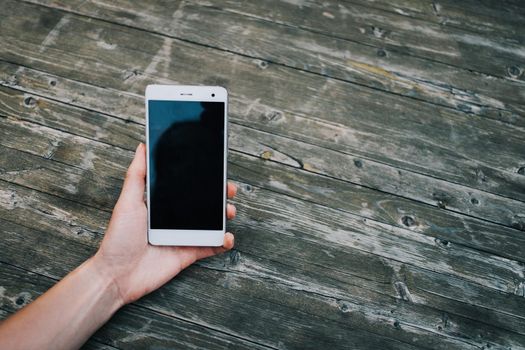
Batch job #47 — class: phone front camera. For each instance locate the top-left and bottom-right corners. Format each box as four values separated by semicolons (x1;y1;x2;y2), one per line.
211;93;215;97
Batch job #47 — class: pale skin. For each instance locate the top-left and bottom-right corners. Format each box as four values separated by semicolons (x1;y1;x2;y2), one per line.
0;143;237;349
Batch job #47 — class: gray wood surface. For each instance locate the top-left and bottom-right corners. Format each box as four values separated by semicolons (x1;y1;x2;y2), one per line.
0;0;524;349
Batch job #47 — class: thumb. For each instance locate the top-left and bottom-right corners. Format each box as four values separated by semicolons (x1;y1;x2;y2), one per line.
118;143;146;204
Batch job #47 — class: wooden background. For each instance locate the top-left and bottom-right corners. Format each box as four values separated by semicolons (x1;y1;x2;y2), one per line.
1;0;524;349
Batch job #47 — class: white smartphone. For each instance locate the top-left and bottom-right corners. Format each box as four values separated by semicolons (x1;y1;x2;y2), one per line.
145;85;228;246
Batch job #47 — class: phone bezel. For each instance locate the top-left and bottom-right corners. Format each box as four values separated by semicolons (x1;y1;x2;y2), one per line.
145;85;228;246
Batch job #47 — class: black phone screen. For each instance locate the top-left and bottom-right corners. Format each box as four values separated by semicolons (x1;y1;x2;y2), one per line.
148;100;225;230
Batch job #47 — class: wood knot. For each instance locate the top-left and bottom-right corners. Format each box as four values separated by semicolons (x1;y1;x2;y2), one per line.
435;238;449;247
377;49;387;57
507;65;522;79
122;68;141;81
475;169;487;183
353;159;363;168
517;167;525;175
371;26;386;38
432;191;451;209
401;215;415;227
244;184;253;193
265;110;282;122
258;60;269;69
336;300;351;313
15;296;25;305
393;281;413;302
260;150;272;160
23;96;37;108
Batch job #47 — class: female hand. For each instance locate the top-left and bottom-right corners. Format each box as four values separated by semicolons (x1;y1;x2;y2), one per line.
93;143;237;305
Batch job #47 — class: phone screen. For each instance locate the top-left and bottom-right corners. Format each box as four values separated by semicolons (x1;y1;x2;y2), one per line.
148;100;225;230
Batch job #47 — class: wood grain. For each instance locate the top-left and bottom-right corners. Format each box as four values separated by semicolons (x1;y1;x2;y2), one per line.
1;0;525;348
22;0;525;126
1;75;524;243
1;142;525;341
0;260;272;350
1;55;524;233
1;1;525;210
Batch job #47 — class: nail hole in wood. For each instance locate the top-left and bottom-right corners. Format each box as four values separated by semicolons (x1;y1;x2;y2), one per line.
353;159;363;168
377;49;387;57
393;320;401;329
23;96;37;107
49;79;57;87
507;65;522;78
258;60;268;69
15;296;25;305
518;167;525;175
470;198;479;205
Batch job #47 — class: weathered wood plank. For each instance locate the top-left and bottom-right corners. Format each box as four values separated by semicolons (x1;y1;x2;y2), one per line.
2;125;525;340
0;261;270;350
3;116;524;268
22;0;525;128
2;188;525;349
228;151;525;262
2;79;519;282
1;79;524;239
1;6;524;208
1;2;524;348
1;57;524;232
346;0;525;42
1;74;525;267
3;126;525;340
0;217;440;350
2;118;523;297
6;115;516;320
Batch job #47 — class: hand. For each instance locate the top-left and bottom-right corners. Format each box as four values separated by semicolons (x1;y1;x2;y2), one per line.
93;143;237;305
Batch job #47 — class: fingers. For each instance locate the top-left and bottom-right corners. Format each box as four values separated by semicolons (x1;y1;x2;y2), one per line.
227;182;237;199
222;232;235;250
227;204;236;220
118;143;146;204
191;232;235;261
210;232;235;256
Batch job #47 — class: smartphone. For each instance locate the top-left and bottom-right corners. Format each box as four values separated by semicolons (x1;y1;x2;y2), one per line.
145;85;228;246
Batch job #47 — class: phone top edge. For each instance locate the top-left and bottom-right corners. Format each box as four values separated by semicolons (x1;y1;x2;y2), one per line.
146;85;227;102
145;85;227;95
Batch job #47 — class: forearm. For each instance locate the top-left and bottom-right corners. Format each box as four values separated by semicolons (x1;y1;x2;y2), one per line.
0;257;123;350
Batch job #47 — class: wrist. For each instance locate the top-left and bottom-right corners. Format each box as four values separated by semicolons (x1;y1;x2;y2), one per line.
85;255;126;310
